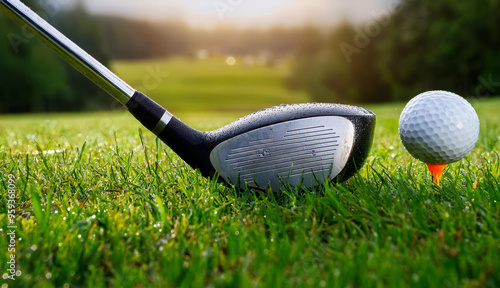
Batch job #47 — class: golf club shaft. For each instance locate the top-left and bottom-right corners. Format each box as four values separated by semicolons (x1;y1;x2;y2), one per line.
0;0;134;105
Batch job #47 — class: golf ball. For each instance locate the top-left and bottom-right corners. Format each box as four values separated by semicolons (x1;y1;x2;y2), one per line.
399;90;480;164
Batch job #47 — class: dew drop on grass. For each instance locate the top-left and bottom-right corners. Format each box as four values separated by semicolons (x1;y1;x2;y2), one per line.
78;234;82;239
30;245;37;251
334;269;340;277
46;273;52;279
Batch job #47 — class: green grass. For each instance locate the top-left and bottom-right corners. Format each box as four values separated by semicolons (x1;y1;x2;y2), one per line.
1;67;500;287
112;57;309;115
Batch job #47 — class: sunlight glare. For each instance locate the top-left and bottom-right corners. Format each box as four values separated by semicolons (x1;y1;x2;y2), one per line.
182;0;295;17
226;56;236;66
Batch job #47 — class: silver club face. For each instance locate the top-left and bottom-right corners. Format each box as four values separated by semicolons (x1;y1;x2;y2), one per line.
209;116;355;190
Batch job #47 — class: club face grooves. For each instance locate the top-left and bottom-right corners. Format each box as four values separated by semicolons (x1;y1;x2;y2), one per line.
210;116;356;190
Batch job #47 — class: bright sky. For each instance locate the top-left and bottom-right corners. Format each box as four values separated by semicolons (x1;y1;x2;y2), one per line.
82;0;396;28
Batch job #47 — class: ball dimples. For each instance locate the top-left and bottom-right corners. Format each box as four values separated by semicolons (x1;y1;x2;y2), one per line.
399;91;479;164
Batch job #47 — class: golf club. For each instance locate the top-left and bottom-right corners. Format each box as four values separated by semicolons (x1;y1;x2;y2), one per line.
0;0;376;191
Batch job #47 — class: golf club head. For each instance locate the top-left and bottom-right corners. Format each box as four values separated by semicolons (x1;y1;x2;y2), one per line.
1;0;376;191
128;93;376;191
209;104;376;190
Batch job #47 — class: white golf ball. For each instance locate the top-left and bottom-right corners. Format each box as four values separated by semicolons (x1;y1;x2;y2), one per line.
399;90;480;164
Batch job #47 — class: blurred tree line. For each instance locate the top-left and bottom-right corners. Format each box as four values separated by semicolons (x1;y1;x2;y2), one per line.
289;0;500;103
0;1;305;113
0;0;113;113
1;0;499;113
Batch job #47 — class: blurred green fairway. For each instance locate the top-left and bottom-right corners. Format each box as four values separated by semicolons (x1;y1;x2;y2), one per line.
0;58;499;287
112;57;309;115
